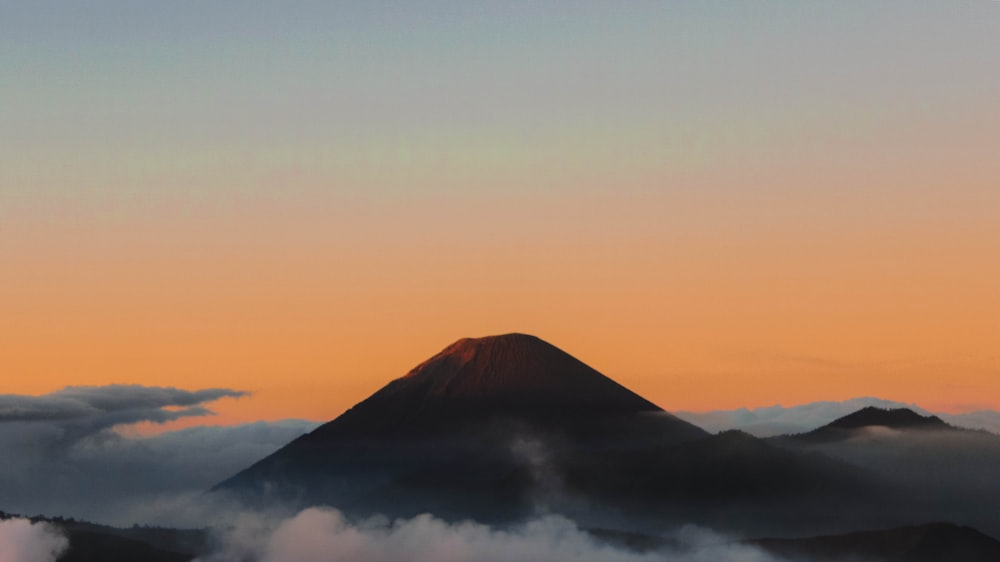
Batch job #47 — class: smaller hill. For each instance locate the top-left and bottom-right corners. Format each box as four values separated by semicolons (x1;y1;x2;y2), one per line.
827;407;950;431
789;407;954;442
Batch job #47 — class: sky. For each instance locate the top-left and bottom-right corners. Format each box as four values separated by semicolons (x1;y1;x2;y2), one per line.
1;2;998;426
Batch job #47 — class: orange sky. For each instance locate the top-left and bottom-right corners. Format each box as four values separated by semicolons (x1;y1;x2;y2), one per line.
3;138;997;425
1;4;997;427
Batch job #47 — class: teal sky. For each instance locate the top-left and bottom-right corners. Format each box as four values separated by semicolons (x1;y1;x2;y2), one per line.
4;2;997;203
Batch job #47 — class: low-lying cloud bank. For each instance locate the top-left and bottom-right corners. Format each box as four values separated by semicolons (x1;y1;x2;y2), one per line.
196;507;785;562
0;384;319;525
0;385;247;438
0;518;68;562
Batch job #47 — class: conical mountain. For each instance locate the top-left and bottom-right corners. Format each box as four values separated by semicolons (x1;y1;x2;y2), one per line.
213;334;707;518
313;333;669;438
396;333;657;410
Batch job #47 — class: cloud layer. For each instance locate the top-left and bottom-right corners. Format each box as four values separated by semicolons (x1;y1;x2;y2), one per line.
780;425;1000;538
0;385;246;437
0;385;318;525
196;507;784;562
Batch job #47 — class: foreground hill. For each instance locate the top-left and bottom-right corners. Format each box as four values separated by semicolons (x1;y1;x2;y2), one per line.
0;511;201;562
753;522;1000;562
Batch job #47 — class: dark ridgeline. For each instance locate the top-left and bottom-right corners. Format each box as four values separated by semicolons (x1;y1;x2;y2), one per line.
753;523;1000;562
57;531;193;562
826;407;951;430
785;406;955;443
0;511;202;562
602;521;1000;562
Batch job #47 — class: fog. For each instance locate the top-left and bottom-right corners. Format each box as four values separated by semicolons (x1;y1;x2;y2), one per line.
773;427;1000;538
0;518;67;562
195;507;789;562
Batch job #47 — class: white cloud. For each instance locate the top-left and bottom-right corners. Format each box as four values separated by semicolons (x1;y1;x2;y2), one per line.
0;385;246;427
0;386;318;525
0;518;68;562
196;507;785;562
940;410;1000;435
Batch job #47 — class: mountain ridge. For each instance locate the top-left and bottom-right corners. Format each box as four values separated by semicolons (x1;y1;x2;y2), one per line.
753;522;1000;562
826;407;950;431
320;333;667;438
212;334;709;519
785;406;956;443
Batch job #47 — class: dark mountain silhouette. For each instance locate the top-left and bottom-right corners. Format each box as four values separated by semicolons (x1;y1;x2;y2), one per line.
826;407;950;430
214;334;709;521
308;333;675;437
574;430;870;502
558;429;893;535
58;531;193;562
213;334;896;532
753;522;1000;562
784;407;954;443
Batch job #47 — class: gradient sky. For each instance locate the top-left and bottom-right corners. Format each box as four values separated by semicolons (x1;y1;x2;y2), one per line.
2;2;997;426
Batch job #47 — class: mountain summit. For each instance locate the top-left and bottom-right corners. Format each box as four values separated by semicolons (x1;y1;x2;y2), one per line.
787;407;955;443
320;333;662;436
401;333;658;409
826;407;950;431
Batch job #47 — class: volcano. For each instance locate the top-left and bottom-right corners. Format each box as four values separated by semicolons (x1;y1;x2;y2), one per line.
214;334;879;528
212;334;705;518
307;333;678;437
